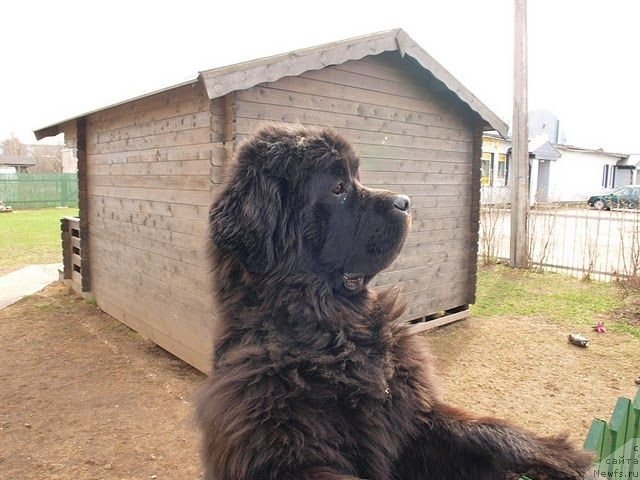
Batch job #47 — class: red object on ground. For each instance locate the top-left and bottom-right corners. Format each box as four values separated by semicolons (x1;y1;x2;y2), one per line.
592;321;607;333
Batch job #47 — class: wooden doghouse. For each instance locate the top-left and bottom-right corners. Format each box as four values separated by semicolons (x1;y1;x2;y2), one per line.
35;29;507;372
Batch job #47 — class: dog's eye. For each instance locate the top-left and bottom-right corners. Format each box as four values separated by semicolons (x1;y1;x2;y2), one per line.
332;183;345;195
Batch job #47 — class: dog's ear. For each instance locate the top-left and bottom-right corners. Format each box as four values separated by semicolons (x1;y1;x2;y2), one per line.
208;133;300;275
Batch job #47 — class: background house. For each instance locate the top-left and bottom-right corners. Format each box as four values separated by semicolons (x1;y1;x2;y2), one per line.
35;29;506;372
0;154;35;173
480;133;565;205
549;145;630;201
610;153;638;187
481;110;635;205
61;148;78;173
480;134;511;204
528;137;562;202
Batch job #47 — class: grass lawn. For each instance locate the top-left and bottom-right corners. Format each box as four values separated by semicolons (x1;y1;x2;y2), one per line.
0;207;79;276
472;264;640;337
430;266;640;449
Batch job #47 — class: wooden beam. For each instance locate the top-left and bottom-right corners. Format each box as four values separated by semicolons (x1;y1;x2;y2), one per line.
60;217;72;280
221;92;238;178
405;308;469;335
77;117;92;292
468;125;484;304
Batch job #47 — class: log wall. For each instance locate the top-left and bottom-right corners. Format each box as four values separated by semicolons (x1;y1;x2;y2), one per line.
70;51;481;372
84;82;217;371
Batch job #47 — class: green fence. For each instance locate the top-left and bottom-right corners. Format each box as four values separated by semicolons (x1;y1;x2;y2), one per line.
0;173;78;209
584;388;640;478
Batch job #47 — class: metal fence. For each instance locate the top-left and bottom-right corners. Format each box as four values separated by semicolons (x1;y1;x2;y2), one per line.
479;204;640;281
0;173;78;209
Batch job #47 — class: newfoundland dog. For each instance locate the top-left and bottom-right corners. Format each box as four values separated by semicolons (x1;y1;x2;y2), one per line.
197;124;592;479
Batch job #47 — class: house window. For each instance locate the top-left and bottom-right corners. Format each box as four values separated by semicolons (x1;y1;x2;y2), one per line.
602;164;616;188
497;154;507;186
481;152;494;186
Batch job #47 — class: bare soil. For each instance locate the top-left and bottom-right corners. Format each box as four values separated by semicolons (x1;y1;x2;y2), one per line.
1;283;639;479
0;283;204;480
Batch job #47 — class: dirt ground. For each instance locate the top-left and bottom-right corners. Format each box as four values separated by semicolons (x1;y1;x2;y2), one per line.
1;283;639;480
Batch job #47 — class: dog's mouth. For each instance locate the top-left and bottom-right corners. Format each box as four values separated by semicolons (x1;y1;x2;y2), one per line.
343;272;365;291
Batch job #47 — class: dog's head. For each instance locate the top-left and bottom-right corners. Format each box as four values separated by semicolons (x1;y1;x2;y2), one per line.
209;124;411;294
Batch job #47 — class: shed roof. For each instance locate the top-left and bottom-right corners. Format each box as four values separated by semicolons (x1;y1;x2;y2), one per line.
529;137;561;161
0;154;36;167
35;29;507;140
556;144;629;159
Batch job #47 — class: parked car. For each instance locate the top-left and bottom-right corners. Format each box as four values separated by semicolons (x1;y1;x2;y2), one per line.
587;185;640;210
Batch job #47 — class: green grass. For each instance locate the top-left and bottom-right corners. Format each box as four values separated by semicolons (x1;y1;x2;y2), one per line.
0;207;79;275
472;265;639;337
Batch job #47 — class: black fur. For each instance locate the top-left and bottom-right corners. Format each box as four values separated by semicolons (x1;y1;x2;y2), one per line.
197;124;592;479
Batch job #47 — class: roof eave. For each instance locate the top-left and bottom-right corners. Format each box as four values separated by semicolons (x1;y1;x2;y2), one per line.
395;30;508;138
34;124;61;141
34;77;199;140
198;29;401;99
199;29;508;138
36;29;508;141
557;144;629;158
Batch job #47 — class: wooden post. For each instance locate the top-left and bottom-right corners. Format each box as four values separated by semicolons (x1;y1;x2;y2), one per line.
510;0;529;268
60;217;72;280
222;91;238;175
76;117;91;293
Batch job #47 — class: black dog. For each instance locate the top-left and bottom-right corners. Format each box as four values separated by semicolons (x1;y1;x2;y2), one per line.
197;124;592;479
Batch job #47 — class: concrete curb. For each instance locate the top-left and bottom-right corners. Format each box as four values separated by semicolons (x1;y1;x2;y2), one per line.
0;263;62;310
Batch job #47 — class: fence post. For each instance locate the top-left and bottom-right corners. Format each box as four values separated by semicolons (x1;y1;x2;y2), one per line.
61;175;68;207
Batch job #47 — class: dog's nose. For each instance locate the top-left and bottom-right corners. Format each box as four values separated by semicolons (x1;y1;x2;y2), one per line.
393;195;411;212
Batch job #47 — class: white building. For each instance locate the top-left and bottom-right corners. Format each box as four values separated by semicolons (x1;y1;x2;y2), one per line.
481;133;635;204
549;145;631;202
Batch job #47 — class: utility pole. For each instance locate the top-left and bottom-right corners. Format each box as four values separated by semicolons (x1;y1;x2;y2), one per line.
511;0;529;268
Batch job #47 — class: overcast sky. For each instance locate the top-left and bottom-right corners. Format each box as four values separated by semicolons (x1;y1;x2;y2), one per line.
1;0;638;153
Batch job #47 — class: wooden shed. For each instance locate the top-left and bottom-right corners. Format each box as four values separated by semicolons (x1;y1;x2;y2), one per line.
35;29;507;373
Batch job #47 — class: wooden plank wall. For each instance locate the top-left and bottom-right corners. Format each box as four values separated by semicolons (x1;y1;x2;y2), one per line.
77;51;480;372
233;52;478;321
85;82;217;372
